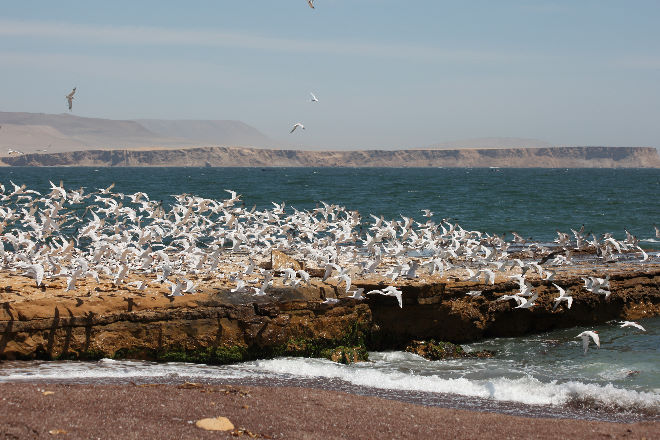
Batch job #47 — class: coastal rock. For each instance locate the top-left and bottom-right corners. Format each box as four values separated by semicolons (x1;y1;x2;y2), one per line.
0;266;658;362
405;340;495;361
323;346;369;364
271;250;304;271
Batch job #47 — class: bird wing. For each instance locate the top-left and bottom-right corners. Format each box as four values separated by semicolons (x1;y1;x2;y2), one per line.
552;283;565;296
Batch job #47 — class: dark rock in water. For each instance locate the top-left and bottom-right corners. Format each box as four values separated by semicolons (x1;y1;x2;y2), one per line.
405;340;495;361
322;346;369;364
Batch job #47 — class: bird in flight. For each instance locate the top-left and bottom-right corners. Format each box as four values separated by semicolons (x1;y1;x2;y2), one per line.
310;92;319;103
308;0;315;9
66;87;77;111
618;321;646;332
290;123;305;133
576;330;600;354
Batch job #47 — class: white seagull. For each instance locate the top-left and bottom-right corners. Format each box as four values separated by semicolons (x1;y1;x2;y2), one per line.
618;321;646;332
552;283;573;310
576;330;600;354
290;123;305;133
310;92;319;102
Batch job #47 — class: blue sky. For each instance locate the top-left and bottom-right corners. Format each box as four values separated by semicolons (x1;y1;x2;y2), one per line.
1;0;659;149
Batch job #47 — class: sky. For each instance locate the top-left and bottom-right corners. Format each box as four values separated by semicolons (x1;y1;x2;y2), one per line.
1;0;659;149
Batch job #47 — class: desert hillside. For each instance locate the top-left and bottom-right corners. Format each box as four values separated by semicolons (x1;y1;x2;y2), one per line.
0;112;274;153
2;146;659;168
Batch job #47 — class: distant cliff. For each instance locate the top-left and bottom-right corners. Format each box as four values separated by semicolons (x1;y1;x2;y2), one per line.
0;111;275;153
2;146;659;168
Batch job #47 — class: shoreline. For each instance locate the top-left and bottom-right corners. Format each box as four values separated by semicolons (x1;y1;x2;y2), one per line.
2;366;658;424
0;382;658;439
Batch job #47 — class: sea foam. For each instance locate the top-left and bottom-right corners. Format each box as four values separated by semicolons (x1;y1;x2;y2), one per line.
245;357;660;410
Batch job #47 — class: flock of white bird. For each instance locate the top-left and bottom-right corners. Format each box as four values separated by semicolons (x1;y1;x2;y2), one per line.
0;180;654;355
0;2;652;359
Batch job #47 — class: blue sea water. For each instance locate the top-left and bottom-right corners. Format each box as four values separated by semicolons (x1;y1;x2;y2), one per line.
2;167;659;245
0;167;658;421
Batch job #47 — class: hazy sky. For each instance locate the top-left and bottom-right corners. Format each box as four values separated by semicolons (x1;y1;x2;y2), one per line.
1;1;659;149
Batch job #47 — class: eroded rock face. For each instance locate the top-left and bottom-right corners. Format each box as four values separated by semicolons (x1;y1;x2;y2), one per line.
0;267;658;362
0;292;373;362
363;269;660;346
3;146;659;168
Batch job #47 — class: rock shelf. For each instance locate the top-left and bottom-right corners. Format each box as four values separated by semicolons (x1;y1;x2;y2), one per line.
1;261;658;362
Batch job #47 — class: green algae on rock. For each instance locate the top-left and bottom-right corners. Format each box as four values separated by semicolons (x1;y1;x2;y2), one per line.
405;340;495;361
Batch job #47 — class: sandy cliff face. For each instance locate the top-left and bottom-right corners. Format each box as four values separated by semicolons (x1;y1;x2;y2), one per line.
1;146;659;168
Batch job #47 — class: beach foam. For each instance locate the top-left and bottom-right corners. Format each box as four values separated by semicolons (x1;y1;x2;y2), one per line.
246;357;660;410
1;355;658;415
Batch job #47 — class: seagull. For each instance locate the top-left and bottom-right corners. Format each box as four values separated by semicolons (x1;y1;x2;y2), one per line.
576;330;600;354
514;291;538;309
310;92;319;102
290;123;305;133
347;288;365;300
552;283;573;310
231;279;248;293
66;87;77;111
166;279;184;297
128;280;148;291
307;0;315;9
367;286;403;308
21;263;45;287
618;321;646;332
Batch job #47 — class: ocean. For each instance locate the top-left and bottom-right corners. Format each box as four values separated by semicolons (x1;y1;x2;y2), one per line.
0;167;658;422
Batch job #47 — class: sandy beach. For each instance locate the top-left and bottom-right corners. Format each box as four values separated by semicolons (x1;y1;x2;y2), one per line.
0;382;657;439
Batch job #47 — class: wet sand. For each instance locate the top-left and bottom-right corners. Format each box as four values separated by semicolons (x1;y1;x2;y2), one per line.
0;382;657;439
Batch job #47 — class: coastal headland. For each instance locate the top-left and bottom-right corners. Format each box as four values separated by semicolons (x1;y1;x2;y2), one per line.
2;145;660;168
1;255;658;363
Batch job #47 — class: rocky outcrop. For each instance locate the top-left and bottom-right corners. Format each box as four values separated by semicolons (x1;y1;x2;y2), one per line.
2;146;659;168
0;266;658;362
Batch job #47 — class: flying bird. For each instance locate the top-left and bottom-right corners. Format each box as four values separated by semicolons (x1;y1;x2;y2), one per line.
66;87;77;111
290;123;305;133
310;92;319;102
618;321;646;332
308;0;315;9
576;330;600;354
